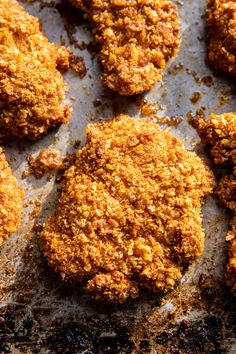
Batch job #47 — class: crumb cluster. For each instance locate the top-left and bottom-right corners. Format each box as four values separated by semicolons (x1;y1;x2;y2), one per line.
207;0;236;75
70;0;180;95
41;115;213;303
27;149;64;178
26;148;76;178
193;113;236;295
0;0;73;141
0;148;24;246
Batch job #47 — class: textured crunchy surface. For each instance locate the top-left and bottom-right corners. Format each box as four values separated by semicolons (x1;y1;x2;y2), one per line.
0;0;72;142
70;0;180;95
207;0;236;75
1;1;236;351
193;113;236;295
0;148;23;246
41;115;214;303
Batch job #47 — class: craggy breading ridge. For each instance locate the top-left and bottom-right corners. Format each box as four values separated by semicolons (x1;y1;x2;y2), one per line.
193;113;236;295
41;115;214;303
207;0;236;75
0;0;72;141
70;0;180;95
0;148;24;246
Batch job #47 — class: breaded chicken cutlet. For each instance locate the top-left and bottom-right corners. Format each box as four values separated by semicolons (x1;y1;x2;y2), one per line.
70;0;180;96
41;115;214;303
207;0;236;75
0;148;23;246
0;0;73;142
193;113;236;295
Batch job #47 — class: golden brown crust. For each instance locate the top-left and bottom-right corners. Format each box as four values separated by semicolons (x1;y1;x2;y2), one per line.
0;148;24;246
207;0;236;75
41;115;213;303
194;113;236;295
192;112;236;165
71;0;180;95
0;0;72;141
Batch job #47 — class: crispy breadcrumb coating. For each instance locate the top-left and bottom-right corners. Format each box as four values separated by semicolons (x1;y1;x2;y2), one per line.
0;0;73;141
207;0;236;75
0;148;24;246
193;113;236;295
41;115;213;303
70;0;180;95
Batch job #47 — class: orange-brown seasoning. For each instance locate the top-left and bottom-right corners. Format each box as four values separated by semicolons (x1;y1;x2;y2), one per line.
0;0;72;142
70;0;181;95
0;148;24;246
193;113;236;295
41;115;214;303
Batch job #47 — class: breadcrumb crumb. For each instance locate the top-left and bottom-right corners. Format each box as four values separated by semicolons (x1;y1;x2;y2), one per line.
27;149;64;178
41;115;214;303
26;148;76;178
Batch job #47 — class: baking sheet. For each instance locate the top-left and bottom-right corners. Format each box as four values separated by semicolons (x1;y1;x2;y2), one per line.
0;0;236;353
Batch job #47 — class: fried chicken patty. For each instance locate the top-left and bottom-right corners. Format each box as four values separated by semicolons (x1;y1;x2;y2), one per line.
207;0;236;75
41;115;214;303
70;0;180;95
0;0;72;142
0;148;24;246
193;113;236;295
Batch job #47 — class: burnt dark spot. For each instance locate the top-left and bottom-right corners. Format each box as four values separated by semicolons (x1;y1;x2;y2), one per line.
0;305;134;354
0;342;11;354
139;339;150;350
47;321;98;351
93;99;102;108
47;317;134;353
155;316;226;353
33;221;43;234
0;312;15;336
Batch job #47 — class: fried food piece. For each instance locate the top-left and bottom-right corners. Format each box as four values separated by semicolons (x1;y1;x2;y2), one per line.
193;113;236;295
70;0;180;95
0;0;73;142
0;148;24;246
207;0;236;75
41;115;213;303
